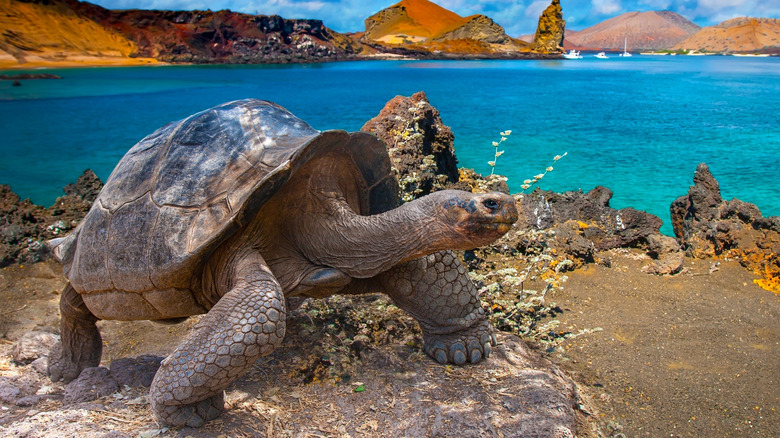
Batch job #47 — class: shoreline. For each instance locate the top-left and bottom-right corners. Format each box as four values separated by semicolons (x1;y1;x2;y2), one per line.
0;52;563;71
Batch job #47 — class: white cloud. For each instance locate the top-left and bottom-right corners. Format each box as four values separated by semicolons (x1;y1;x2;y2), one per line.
525;0;551;18
591;0;622;15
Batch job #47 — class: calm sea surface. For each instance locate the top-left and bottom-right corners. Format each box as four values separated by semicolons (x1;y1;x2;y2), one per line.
1;56;779;235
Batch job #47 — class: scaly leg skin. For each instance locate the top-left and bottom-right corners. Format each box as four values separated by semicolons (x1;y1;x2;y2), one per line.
379;250;496;365
150;255;286;427
48;283;102;383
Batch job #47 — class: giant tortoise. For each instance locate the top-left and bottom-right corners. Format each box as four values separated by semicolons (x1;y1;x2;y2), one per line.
47;99;518;427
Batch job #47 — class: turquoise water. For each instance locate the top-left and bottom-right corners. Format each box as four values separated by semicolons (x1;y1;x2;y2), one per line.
1;56;779;235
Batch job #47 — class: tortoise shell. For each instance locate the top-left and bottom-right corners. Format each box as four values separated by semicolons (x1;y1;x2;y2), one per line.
52;99;398;295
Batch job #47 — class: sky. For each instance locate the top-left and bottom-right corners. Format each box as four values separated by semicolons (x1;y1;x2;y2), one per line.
86;0;780;36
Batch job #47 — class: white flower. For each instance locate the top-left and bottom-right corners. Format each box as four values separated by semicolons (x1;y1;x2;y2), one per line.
521;184;531;190
492;141;499;147
546;166;554;172
523;179;532;185
488;161;496;167
495;151;505;157
534;174;545;180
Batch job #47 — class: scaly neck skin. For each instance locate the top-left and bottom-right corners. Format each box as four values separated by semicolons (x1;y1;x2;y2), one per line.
295;191;463;279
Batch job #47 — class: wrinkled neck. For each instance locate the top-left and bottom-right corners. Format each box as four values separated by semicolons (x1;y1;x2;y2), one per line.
297;194;455;278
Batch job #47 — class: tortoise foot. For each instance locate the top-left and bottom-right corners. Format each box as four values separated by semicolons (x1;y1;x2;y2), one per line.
423;320;497;365
47;325;102;383
152;392;224;428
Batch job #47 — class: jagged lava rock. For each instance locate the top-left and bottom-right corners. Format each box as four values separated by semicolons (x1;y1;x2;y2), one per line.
361;91;470;201
531;0;565;53
0;170;103;267
671;163;780;291
514;186;683;273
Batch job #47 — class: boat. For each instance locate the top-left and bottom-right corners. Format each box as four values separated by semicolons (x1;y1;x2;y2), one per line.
619;38;632;57
563;50;582;59
640;52;667;55
732;53;770;57
595;52;608;59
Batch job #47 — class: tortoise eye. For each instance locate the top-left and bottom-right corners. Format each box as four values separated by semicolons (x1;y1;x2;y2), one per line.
483;199;499;211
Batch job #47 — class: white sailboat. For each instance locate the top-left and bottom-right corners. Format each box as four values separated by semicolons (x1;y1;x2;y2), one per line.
619;38;632;57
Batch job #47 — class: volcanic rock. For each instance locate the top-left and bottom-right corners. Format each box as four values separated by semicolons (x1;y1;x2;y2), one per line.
0;169;103;267
360;0;529;56
512;186;683;271
531;0;565;53
362;91;468;202
671;163;780;291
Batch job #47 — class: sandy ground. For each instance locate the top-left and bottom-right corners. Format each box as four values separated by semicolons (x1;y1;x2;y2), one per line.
1;251;778;437
0;56;161;70
553;249;780;437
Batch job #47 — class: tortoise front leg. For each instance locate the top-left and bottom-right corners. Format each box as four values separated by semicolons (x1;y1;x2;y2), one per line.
48;283;102;382
150;254;286;427
377;250;496;365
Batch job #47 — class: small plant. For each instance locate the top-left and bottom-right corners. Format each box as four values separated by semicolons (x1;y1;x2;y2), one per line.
488;130;511;175
520;152;567;192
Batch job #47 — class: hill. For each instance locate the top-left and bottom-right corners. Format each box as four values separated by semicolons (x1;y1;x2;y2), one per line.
565;10;700;50
673;17;780;53
0;0;154;68
0;0;361;68
360;0;533;55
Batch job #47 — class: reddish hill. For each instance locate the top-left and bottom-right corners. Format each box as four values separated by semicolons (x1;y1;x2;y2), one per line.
0;0;153;68
674;17;780;53
361;0;531;54
363;0;467;42
566;10;700;50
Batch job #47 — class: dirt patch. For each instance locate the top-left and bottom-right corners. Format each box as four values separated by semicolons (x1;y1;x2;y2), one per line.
0;260;589;437
552;250;780;437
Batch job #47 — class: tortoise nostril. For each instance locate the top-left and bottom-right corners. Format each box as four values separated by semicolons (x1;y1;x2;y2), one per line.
483;198;499;212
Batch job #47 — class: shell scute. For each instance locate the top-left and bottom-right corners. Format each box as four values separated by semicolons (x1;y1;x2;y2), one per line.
106;193;159;292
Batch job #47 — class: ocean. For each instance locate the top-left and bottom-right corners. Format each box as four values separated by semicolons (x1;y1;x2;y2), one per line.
1;56;779;235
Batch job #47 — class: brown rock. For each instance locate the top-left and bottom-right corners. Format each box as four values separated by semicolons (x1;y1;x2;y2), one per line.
361;91;468;202
0;169;103;267
11;331;58;365
63;366;119;404
531;0;565;53
671;163;780;292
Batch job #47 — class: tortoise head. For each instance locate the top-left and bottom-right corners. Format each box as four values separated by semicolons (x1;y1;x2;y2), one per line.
431;190;519;248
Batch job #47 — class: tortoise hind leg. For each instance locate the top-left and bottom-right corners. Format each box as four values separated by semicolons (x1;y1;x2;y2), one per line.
48;283;102;382
150;254;286;427
377;250;496;365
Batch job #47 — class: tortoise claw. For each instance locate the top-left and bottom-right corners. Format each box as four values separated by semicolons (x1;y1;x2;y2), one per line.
422;320;495;366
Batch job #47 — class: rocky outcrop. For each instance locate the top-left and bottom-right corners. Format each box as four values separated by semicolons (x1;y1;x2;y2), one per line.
361;91;470;203
531;0;565;53
511;186;683;274
434;15;512;45
671;163;780;292
73;2;361;64
673;17;780;54
0;169;102;267
360;0;531;56
0;0;361;66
